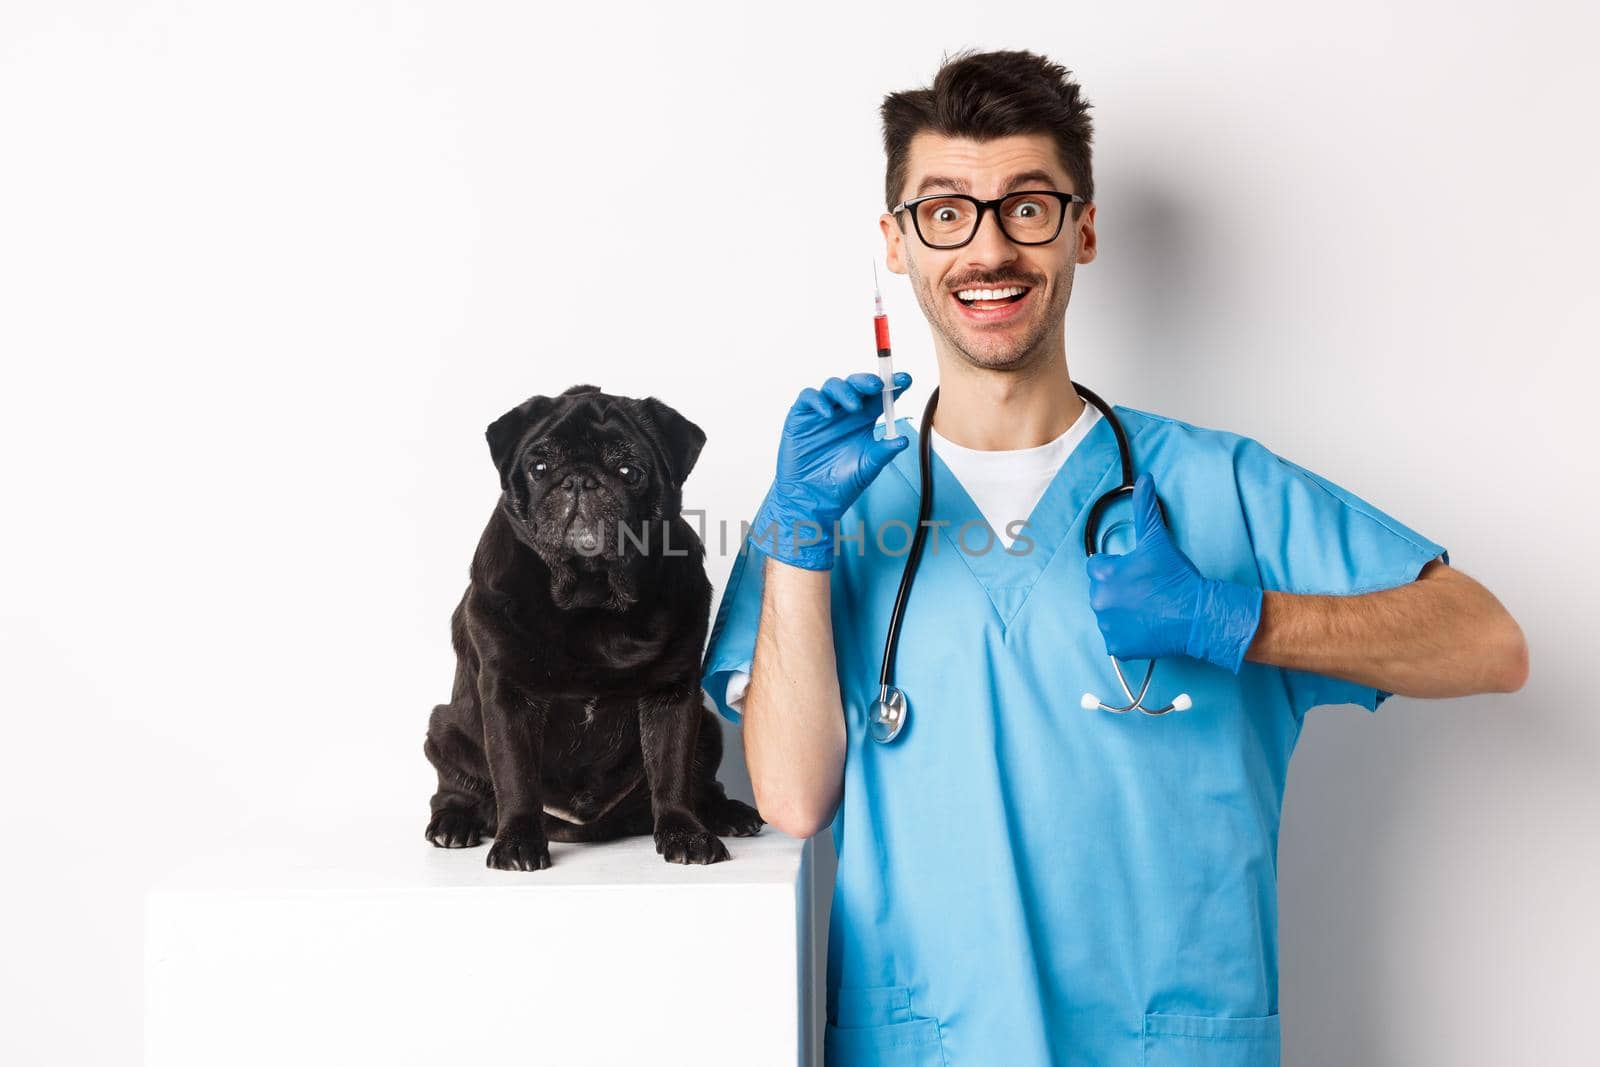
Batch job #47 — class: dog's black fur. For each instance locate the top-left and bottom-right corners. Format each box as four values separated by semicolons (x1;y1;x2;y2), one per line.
423;384;762;870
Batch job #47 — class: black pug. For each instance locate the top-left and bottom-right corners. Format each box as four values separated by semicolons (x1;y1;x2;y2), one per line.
423;384;763;870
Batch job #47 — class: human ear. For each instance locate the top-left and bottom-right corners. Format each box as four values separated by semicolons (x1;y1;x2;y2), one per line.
880;213;909;276
1075;203;1097;266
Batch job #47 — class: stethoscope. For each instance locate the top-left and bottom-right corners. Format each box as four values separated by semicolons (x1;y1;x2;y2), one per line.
868;382;1192;744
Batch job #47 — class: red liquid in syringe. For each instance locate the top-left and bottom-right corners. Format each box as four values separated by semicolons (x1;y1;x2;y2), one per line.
873;266;898;438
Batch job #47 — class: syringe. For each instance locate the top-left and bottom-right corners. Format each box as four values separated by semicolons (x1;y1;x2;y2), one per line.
872;260;898;439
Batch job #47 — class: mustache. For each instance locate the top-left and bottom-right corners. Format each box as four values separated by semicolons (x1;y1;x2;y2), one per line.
945;275;1042;290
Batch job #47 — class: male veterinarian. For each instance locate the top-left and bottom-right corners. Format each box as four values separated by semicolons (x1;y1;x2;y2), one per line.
701;49;1528;1067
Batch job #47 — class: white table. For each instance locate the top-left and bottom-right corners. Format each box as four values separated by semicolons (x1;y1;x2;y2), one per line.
145;814;813;1066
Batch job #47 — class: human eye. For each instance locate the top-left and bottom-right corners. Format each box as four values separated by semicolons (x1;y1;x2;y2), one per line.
1006;196;1046;218
917;197;973;237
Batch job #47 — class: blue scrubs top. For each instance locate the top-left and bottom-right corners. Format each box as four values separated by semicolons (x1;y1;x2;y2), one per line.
701;406;1446;1067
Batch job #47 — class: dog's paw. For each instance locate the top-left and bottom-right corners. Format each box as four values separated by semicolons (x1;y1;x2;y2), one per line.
485;833;552;872
654;812;730;865
702;797;764;838
425;809;487;849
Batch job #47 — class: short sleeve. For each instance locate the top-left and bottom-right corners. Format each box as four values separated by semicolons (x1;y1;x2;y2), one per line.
701;542;768;725
723;671;752;716
1232;437;1448;717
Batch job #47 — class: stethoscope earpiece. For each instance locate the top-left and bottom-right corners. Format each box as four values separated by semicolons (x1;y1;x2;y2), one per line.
1080;670;1193;716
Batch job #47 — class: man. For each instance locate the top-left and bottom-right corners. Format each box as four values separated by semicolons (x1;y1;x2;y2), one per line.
700;49;1527;1067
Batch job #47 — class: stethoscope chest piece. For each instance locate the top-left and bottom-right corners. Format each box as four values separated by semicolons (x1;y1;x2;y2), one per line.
869;686;908;744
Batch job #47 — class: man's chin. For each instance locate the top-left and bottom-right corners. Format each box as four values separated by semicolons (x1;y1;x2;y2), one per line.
945;330;1040;371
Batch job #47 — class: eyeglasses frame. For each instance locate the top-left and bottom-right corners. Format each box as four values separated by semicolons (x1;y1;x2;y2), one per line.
890;189;1090;249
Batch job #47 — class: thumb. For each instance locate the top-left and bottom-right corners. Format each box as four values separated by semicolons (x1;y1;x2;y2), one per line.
1132;471;1168;545
1085;553;1116;584
858;434;909;481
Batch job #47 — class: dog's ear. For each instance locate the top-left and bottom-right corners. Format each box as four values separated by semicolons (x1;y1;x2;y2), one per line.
485;394;560;482
640;396;706;487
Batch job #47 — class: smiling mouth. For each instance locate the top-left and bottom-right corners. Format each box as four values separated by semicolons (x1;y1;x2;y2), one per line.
950;284;1035;323
953;285;1032;309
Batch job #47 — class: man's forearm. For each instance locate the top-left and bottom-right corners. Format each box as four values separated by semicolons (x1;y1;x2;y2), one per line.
1244;560;1528;698
742;555;846;837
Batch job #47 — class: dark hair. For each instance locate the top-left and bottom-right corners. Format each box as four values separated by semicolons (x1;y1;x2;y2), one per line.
880;49;1094;222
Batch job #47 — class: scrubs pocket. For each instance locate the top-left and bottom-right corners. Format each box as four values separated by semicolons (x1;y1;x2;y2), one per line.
825;985;947;1067
1142;1011;1281;1067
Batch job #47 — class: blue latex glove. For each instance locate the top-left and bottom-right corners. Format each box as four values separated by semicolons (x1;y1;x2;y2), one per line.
1084;472;1263;673
748;371;912;570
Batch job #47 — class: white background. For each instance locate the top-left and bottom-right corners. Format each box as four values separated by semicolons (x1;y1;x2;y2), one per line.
2;2;1596;1063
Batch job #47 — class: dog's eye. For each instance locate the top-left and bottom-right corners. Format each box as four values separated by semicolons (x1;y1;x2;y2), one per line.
619;465;641;482
532;462;547;475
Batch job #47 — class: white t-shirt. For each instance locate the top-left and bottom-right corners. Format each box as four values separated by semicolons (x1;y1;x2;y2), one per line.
719;401;1103;715
927;401;1101;550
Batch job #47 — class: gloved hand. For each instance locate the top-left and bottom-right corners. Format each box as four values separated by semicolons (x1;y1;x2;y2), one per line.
1084;472;1263;673
748;371;912;570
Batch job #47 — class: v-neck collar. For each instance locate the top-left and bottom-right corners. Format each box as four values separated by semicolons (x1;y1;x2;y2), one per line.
884;410;1123;630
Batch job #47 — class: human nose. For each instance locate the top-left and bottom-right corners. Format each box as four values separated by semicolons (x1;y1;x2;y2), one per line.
964;202;1020;261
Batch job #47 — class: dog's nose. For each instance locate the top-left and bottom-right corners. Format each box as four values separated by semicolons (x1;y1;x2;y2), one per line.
561;473;599;491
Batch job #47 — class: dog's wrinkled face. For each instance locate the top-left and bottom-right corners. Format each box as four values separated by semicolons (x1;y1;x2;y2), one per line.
485;385;705;573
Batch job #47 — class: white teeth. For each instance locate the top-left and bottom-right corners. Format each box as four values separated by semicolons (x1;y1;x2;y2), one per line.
956;285;1026;301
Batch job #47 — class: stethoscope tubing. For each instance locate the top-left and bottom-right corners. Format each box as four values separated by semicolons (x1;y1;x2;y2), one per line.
872;381;1189;740
875;387;940;707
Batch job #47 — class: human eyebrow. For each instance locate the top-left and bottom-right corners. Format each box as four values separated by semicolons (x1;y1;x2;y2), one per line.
913;169;1061;197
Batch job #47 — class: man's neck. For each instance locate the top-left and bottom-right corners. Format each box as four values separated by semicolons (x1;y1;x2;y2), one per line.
929;350;1086;451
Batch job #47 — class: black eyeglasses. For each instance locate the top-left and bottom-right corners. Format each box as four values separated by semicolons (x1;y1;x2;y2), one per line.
891;190;1089;249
